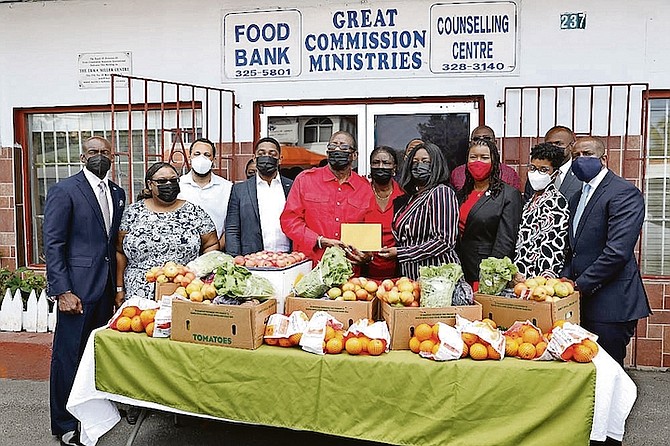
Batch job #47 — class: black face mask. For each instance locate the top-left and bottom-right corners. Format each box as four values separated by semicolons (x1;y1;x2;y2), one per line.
327;150;352;171
255;156;279;177
86;154;112;180
370;167;393;185
156;182;180;203
411;163;432;185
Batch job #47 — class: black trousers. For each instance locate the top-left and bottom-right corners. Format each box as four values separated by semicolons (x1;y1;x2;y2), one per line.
50;289;113;436
581;319;637;367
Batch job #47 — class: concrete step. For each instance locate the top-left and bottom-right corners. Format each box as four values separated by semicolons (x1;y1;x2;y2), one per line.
0;332;52;381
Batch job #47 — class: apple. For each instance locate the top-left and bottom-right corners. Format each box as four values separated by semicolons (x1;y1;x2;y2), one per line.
364;281;378;294
531;286;548;301
327;287;342;299
355;288;369;301
245;259;257;267
545;278;560;288
233;256;245;265
387;289;400;305
381;279;394;291
163;264;179;279
554;282;571;297
399;290;414;306
525;278;539;288
342;290;357;301
513;282;528;296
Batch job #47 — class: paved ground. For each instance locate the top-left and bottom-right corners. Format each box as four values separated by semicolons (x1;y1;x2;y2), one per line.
0;369;668;445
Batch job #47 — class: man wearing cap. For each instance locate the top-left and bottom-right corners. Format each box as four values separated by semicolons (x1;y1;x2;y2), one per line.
280;130;372;263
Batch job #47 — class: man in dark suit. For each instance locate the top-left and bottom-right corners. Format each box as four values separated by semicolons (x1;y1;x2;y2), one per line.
44;136;125;446
562;136;651;367
225;137;293;256
524;125;582;202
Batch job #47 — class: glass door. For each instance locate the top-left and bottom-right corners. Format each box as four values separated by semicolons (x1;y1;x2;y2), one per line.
259;100;480;177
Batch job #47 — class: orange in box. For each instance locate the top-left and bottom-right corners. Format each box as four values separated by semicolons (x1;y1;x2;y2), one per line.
381;301;482;350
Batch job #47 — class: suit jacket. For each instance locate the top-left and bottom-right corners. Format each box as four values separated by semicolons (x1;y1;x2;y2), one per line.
562;170;651;323
43;171;126;303
457;183;523;283
225;175;293;256
524;165;582;202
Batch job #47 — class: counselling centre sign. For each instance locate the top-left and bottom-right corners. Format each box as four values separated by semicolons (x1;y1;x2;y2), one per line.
223;1;517;81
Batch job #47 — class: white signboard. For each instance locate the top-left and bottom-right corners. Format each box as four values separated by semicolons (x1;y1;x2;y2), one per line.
222;1;518;81
223;10;302;80
78;51;132;89
429;2;517;74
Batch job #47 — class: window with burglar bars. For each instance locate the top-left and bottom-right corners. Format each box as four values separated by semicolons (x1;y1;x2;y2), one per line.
27;108;201;264
644;97;670;276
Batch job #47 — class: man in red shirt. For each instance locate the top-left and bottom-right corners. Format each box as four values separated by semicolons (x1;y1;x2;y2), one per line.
280;131;372;263
450;125;522;191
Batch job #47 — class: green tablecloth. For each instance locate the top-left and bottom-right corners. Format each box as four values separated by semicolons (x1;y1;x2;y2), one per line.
94;330;595;446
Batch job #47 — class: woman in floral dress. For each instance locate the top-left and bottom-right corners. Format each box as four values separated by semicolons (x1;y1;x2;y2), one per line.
115;162;219;301
514;143;570;278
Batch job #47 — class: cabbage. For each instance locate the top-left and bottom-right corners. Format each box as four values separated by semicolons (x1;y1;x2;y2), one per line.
187;251;234;277
478;257;519;295
294;246;353;298
418;263;463;308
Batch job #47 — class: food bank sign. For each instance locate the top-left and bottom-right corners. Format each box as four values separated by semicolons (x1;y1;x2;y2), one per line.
223;1;517;81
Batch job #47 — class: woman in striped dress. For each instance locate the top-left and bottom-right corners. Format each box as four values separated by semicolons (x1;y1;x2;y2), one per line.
378;142;460;280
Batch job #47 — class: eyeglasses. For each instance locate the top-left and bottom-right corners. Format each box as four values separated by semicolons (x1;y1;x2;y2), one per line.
370;160;395;167
150;178;179;185
327;143;353;151
527;164;552;174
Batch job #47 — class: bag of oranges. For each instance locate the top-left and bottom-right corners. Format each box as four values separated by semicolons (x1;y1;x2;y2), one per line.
456;315;506;360
299;311;344;355
503;321;549;360
263;311;309;347
542;322;600;363
343;319;391;356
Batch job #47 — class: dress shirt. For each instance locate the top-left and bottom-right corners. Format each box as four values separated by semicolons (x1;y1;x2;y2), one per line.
580;165;608;207
82;167;113;222
557;158;572;188
280;166;373;261
178;172;232;238
256;173;291;252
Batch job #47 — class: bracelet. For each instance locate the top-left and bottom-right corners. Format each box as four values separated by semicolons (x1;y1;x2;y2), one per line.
317;236;323;249
116;286;125;293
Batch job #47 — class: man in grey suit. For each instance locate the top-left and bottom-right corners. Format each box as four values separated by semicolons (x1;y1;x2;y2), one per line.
524;125;582;202
225;137;293;256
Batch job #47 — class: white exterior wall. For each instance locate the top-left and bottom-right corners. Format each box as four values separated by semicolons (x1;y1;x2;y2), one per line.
1;0;669;146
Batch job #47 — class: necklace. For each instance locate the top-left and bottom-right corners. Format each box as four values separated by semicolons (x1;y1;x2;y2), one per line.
373;184;392;200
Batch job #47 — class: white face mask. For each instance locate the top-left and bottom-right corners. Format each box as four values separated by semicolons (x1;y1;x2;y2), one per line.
527;170;553;191
191;155;213;175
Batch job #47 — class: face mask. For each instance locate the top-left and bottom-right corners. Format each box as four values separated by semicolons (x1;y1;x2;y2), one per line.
156;182;180;203
86;154;111;180
411;163;431;185
467;160;492;181
572;156;603;182
191;155;212;175
255;155;279;177
327;150;352;170
527;170;554;191
370;167;393;185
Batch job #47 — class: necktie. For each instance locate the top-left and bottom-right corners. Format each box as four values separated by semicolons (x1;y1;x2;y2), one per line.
572;183;591;237
98;182;111;235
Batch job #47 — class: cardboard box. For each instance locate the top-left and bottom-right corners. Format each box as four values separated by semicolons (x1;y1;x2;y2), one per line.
171;298;276;350
474;292;580;333
248;260;313;314
284;296;377;329
155;282;179;301
381;301;483;350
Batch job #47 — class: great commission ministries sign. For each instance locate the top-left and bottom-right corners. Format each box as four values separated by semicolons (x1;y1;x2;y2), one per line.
223;1;517;81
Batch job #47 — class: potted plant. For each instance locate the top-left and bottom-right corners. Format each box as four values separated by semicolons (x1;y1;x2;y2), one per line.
0;267;47;310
